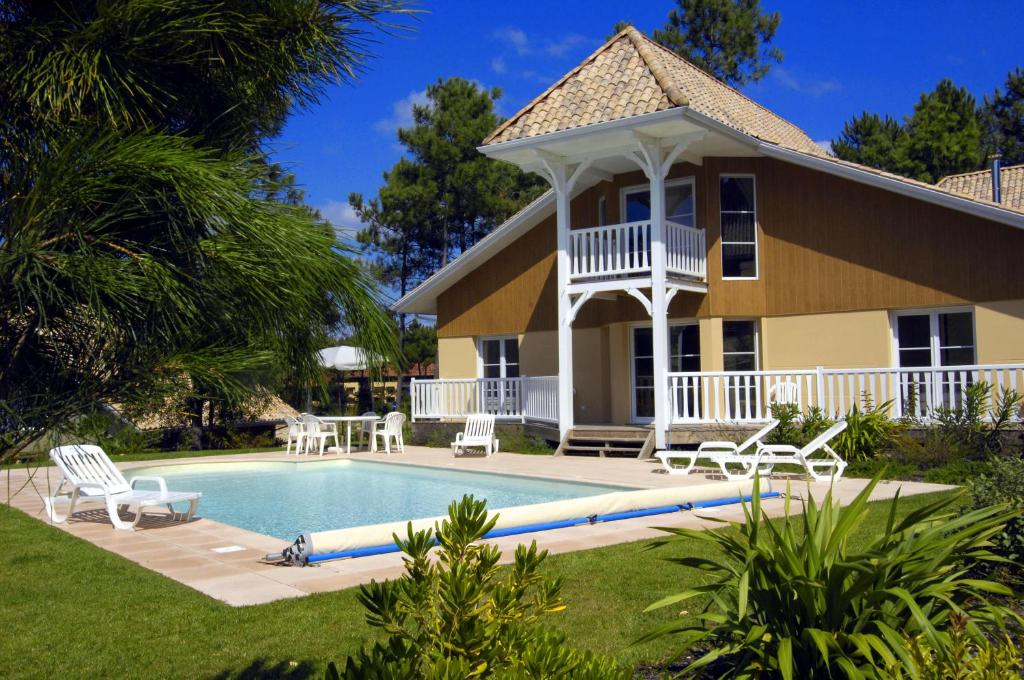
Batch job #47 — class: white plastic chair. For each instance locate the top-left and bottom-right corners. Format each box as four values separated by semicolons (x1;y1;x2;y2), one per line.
452;414;499;456
655;419;780;478
768;381;800;408
356;411;377;451
283;415;304;455
44;445;201;530
301;414;338;456
372;412;406;454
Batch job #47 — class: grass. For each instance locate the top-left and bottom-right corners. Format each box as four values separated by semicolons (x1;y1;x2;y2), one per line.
0;488;960;677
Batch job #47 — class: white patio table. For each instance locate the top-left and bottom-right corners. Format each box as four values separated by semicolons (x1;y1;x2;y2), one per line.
317;415;380;454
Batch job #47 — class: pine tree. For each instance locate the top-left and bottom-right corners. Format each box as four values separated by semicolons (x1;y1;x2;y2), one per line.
980;68;1024;165
652;0;783;86
830;113;907;174
901;79;983;183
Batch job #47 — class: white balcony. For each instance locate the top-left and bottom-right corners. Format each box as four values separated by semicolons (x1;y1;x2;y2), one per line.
410;376;559;424
568;220;706;283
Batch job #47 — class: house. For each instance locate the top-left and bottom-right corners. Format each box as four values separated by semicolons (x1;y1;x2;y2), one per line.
393;27;1024;453
937;163;1023;210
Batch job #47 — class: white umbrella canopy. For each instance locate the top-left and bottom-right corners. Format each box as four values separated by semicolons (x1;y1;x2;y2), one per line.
317;345;373;371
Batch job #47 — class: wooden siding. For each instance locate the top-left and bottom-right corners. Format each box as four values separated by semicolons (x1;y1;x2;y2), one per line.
436;156;1024;337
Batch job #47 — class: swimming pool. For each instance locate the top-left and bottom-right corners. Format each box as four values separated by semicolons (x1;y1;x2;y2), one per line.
130;460;629;540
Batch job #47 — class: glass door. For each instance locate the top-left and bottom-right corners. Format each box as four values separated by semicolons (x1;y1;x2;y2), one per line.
632;323;700;423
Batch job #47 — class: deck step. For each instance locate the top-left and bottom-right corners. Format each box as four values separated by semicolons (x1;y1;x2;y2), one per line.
558;429;656;459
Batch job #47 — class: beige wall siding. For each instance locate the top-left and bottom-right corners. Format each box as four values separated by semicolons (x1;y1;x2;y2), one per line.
976;300;1024;364
608;323;632;425
761;311;892;369
437;337;478;378
572;327;610;423
520;330;558;375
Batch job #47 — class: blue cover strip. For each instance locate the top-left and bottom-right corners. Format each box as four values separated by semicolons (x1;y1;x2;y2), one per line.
304;491;781;564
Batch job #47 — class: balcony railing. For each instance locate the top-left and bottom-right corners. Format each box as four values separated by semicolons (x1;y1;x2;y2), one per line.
568;220;706;282
410;376;558;424
668;364;1024;424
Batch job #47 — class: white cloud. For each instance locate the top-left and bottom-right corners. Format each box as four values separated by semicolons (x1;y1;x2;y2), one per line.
770;67;840;97
494;27;531;55
494;27;593;59
491;56;507;74
373;88;429;135
319;200;364;241
543;33;590;57
815;139;834;155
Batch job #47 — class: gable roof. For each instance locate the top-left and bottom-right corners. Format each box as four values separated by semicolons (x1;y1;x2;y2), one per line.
483;26;824;156
936;164;1024;211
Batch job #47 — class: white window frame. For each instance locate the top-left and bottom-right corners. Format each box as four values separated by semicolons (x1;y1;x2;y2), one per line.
477;335;520;379
722;319;760;371
719;174;758;280
619;177;697;226
890;307;976;368
628;320;699;424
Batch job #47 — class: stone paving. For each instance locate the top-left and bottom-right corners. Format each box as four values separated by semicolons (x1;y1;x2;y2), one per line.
2;447;953;606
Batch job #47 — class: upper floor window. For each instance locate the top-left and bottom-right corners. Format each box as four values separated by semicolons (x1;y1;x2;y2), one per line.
720;176;757;279
621;179;695;227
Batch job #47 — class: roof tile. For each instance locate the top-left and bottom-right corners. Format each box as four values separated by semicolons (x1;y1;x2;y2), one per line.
936;165;1024;211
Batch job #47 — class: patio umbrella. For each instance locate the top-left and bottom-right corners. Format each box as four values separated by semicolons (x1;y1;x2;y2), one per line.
317;345;372;371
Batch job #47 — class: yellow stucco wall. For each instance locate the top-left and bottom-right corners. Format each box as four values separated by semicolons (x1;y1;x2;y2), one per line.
520;330;558;375
976;299;1024;364
608;323;631;425
761;310;892;369
572;327;610;423
437;336;478;378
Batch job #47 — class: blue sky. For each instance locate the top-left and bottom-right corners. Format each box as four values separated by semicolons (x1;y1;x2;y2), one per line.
271;0;1023;246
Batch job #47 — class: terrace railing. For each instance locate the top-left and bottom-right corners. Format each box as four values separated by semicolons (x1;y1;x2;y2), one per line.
667;364;1024;424
410;376;558;424
568;220;706;282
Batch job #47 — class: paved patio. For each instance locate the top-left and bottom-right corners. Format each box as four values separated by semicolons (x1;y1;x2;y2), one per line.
2;447;953;606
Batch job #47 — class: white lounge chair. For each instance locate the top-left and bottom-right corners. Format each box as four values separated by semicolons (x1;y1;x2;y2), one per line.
372;412;406;454
44;445;201;530
301;414;338;455
655;419;780;479
756;421;849;482
283;415;304;455
452;414;499;457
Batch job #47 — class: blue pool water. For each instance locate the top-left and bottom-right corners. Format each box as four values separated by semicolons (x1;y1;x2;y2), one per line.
131;460;628;540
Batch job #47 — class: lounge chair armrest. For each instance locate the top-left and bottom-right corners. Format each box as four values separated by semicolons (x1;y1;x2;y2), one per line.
697;441;739;452
757;444;799;454
130;476;168;495
453;432;464;443
68;481;107;495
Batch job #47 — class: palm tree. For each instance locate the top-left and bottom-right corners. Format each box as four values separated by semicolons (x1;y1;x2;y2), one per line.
0;1;412;458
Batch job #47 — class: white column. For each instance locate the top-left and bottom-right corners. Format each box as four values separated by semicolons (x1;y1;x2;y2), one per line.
555;182;573;439
648;156;670;449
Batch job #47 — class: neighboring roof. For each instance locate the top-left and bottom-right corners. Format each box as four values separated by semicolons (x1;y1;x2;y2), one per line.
483;26;824;156
936;164;1024;211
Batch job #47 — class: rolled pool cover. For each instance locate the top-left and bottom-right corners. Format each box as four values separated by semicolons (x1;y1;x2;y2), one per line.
265;478;765;566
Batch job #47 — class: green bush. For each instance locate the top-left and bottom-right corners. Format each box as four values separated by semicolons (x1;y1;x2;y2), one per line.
964;456;1024;585
936;382;1022;459
832;398;899;461
641;476;1020;678
330;496;627;679
766;404;834;448
888;614;1022;679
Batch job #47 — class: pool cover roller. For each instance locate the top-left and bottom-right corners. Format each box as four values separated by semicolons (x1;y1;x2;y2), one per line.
266;478;768;565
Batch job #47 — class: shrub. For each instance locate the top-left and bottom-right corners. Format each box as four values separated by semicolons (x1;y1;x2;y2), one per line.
832;398;899;461
766;404;834;448
330;496;626;679
935;382;1022;459
964;456;1024;585
641;476;1020;678
887;614;1022;679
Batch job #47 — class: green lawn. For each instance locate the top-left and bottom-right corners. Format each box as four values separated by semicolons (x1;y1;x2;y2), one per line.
3;446;282;470
0;490;960;678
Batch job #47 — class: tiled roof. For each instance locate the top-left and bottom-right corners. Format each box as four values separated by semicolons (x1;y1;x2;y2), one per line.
937;164;1024;211
484;26;824;155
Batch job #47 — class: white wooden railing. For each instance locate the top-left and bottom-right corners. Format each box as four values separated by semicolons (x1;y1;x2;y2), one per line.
568;220;706;282
410;376;558;424
665;221;707;279
668;364;1024;424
